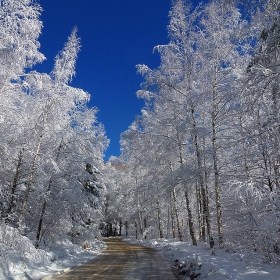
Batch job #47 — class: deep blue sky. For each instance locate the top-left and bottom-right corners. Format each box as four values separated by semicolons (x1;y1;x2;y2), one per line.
35;0;173;159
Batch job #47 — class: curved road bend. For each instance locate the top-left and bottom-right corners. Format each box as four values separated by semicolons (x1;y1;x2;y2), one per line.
52;238;179;280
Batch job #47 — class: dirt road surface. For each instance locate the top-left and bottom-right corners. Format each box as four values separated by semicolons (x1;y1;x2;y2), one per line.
51;238;179;279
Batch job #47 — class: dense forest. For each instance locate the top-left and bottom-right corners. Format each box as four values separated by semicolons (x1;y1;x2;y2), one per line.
108;0;280;263
0;0;280;272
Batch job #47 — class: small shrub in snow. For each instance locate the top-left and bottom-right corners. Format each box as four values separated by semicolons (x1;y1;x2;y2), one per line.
172;259;201;279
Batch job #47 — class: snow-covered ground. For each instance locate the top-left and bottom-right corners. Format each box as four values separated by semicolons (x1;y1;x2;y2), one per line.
1;242;105;280
127;238;280;279
0;224;106;280
1;225;280;280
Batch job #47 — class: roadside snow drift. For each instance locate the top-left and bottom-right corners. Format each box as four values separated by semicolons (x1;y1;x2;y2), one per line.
0;224;106;280
129;238;280;280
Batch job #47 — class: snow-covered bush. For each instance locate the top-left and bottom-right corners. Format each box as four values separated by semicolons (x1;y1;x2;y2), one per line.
0;223;52;278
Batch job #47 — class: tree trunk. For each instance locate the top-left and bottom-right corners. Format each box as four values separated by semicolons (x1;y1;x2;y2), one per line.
256;111;274;192
202;133;213;247
157;199;164;239
212;87;224;249
196;183;205;241
135;221;138;239
35;192;48;248
172;189;183;241
125;221;128;237
17;133;43;227
6;148;24;216
191;103;214;246
185;190;197;245
35;178;54;248
119;219;122;236
175;128;197;244
138;210;143;237
143;217;148;239
170;204;176;238
35;140;63;246
272;84;280;188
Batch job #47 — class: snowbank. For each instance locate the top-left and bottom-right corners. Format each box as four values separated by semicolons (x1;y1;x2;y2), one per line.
0;224;106;280
127;238;280;280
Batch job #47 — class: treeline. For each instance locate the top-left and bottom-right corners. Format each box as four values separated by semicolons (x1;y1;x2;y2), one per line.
0;0;113;248
106;0;280;263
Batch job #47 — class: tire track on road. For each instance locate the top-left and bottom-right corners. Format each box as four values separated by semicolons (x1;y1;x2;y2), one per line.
51;238;179;279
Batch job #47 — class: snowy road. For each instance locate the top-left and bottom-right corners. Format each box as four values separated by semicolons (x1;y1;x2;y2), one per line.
51;238;179;279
